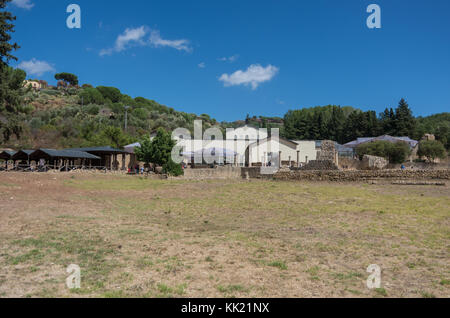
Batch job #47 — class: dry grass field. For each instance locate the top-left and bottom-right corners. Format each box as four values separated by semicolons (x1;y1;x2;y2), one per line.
0;172;448;298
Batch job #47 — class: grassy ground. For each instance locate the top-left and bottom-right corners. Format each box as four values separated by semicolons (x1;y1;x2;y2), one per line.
0;172;448;298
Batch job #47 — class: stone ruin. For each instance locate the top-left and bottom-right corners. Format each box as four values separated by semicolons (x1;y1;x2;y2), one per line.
300;140;339;171
361;155;388;170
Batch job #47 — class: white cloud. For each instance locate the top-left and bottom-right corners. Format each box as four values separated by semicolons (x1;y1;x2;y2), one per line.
18;59;55;76
149;30;192;52
11;0;34;10
100;26;192;56
198;62;206;69
100;26;148;56
218;55;239;63
219;64;279;90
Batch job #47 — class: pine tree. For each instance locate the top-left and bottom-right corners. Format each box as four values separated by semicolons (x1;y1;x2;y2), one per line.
0;1;23;143
394;98;416;137
0;0;20;68
365;111;380;137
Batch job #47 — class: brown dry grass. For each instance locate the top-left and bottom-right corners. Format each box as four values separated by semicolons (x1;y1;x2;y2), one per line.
0;172;448;298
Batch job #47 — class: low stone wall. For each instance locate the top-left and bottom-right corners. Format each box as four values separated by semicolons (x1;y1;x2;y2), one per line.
183;166;242;180
241;167;274;179
273;169;450;182
388;162;450;171
297;160;339;171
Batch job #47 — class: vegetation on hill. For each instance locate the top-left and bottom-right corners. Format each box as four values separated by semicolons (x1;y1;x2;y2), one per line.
0;85;219;149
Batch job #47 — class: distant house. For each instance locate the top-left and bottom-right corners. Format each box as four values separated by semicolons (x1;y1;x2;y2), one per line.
23;80;41;90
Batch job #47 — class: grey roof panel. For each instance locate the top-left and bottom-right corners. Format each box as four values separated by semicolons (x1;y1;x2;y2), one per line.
69;146;126;154
37;149;101;159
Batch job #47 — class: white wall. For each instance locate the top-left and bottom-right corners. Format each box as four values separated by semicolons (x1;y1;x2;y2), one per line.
293;141;317;163
248;140;317;166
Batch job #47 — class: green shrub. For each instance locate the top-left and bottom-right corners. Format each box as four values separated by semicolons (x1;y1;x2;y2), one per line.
357;141;411;164
85;104;100;116
29;118;43;130
418;140;447;161
79;88;104;105
96;86;122;103
162;159;184;177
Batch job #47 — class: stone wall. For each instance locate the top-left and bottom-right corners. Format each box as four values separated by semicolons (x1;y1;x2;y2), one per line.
183;166;242;180
273;169;450;182
241;167;274;179
317;140;338;163
388;161;450;171
338;157;361;170
298;160;339;171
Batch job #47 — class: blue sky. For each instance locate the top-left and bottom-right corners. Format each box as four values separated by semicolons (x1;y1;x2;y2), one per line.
9;0;450;121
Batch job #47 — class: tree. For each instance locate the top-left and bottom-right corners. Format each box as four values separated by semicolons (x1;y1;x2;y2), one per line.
55;72;79;86
79;87;104;105
380;108;396;135
389;141;411;164
134;135;153;165
417;140;447;162
96;86;122;103
356;140;411;164
0;0;19;68
0;66;25;112
100;126;130;148
328;106;346;143
88;126;131;149
394;98;416;137
0;66;26;142
135;128;183;176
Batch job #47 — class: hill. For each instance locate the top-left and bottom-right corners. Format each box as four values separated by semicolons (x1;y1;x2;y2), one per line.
1;83;219;149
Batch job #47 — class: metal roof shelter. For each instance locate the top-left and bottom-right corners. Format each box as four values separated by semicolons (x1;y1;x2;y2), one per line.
124;143;141;154
0;150;16;160
69;146;127;154
11;150;35;161
68;146;128;170
29;149;101;161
